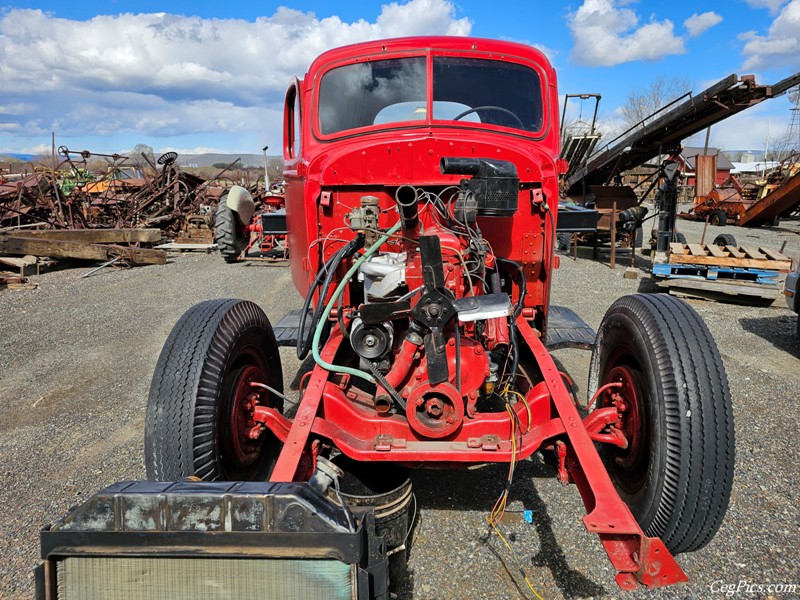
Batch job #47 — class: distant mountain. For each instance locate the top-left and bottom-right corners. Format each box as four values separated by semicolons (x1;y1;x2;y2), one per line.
175;153;272;168
0;153;36;161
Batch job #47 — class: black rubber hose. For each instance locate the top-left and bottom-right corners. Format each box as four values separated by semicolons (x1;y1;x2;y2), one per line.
495;258;526;382
496;258;526;318
296;235;364;359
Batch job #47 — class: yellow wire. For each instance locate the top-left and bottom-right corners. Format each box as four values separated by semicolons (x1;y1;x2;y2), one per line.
486;367;544;599
486;517;545;600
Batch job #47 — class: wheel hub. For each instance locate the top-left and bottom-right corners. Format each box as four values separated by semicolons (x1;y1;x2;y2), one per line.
227;364;269;467
606;366;644;471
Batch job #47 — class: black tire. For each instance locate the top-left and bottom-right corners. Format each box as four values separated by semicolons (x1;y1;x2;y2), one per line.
672;231;687;245
215;199;249;263
588;294;734;554
145;299;284;482
556;231;572;254
713;233;737;248
709;210;727;227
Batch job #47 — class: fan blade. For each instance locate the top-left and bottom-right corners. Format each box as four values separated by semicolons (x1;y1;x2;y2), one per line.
424;328;449;384
419;235;446;291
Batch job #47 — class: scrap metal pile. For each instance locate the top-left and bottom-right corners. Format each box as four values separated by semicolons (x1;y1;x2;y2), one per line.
0;148;225;238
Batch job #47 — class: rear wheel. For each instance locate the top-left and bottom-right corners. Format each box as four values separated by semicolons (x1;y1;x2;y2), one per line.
713;233;737;248
145;299;284;481
588;294;734;553
215;199;250;263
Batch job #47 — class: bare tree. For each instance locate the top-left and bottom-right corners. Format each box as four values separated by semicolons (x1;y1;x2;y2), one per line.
620;75;694;131
130;143;156;172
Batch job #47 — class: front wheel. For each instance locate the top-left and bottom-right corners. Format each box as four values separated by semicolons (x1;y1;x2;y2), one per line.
588;293;734;554
145;299;284;482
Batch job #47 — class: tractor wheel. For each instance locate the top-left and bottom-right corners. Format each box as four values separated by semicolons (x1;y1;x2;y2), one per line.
713;233;737;248
145;299;284;482
709;210;727;227
588;294;734;554
215;199;250;263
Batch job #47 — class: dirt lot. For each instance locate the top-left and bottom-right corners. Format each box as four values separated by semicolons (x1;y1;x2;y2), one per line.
1;217;798;599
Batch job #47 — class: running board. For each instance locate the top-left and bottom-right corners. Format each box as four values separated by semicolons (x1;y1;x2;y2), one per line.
545;305;596;350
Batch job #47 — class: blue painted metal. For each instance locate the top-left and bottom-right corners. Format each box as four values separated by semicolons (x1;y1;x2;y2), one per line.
652;263;782;285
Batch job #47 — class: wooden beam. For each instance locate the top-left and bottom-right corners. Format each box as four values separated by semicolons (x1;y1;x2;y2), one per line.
16;228;162;244
687;243;707;256
667;252;791;271
0;235;166;265
760;247;790;261
740;246;767;260
669;242;686;255
706;244;726;258
724;245;745;258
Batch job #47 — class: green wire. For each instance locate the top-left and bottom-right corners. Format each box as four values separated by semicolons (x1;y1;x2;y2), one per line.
312;221;403;383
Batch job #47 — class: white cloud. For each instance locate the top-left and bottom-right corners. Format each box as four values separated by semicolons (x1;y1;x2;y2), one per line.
568;0;685;67
741;0;800;70
744;0;789;15
0;1;471;150
684;12;723;38
684;101;792;151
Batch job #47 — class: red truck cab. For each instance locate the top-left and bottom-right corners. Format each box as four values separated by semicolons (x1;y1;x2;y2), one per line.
283;36;562;322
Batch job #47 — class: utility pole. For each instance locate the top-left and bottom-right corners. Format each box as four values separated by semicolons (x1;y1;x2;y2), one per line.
262;145;270;191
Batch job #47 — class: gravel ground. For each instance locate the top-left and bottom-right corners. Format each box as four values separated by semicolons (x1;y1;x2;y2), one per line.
1;216;798;600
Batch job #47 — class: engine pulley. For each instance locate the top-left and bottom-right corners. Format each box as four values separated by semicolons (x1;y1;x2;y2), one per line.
350;318;393;360
406;382;464;439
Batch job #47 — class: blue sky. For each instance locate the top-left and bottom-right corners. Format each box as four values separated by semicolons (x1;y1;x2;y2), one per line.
1;0;798;157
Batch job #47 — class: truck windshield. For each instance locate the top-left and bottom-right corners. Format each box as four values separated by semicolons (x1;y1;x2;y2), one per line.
318;55;543;136
432;57;542;132
318;57;427;135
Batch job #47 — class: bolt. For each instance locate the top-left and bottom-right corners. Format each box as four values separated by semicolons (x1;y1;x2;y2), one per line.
363;334;378;348
428;304;441;317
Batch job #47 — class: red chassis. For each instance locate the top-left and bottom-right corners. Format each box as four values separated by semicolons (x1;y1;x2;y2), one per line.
257;315;686;590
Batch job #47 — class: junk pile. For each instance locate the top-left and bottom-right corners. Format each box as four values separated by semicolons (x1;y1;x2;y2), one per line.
0;149;237;278
0;148;226;236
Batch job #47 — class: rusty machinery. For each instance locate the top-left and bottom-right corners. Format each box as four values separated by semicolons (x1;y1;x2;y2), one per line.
39;38;735;599
1;147;225;238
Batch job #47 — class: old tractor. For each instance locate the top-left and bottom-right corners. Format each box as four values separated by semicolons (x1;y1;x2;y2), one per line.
39;37;733;599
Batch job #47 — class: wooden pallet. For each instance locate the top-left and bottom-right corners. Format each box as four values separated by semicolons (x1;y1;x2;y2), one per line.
656;277;784;305
668;243;792;271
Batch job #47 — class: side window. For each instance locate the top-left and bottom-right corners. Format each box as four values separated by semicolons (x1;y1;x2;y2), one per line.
284;81;302;159
293;88;302;156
